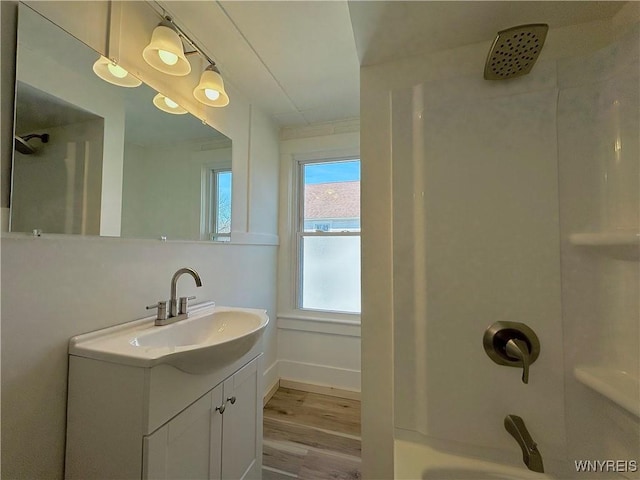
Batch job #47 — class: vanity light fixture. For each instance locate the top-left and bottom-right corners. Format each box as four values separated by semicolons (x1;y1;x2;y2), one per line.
193;64;229;107
144;12;230;107
153;93;188;115
143;19;191;76
92;56;142;87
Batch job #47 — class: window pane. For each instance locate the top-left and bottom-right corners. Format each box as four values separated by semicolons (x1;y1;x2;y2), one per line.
303;160;360;232
301;235;361;313
215;171;232;234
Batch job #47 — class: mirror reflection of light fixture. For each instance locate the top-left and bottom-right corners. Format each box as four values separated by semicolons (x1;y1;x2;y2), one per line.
143;20;191;76
153;93;187;115
92;56;142;87
193;64;229;107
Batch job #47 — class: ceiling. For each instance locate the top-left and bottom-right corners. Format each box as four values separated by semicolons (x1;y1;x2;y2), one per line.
348;1;626;66
162;1;627;128
163;1;360;127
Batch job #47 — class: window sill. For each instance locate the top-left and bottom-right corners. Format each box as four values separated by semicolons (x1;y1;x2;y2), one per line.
277;311;361;337
278;310;360;325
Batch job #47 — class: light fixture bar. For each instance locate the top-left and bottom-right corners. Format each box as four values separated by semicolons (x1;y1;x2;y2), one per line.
160;15;217;68
147;4;229;107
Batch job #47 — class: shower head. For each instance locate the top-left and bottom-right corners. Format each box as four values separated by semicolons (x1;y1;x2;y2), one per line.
484;24;548;80
14;133;50;155
15;136;35;155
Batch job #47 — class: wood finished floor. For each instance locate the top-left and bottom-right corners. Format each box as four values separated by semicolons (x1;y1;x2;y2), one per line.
263;387;361;480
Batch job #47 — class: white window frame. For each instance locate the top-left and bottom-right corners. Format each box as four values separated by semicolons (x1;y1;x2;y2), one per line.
202;166;231;241
294;156;361;316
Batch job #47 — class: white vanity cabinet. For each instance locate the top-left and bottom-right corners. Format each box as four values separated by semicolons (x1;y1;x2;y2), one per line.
143;360;260;480
65;349;262;480
144;383;224;480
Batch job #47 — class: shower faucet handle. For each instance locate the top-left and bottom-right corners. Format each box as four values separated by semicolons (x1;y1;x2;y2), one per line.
483;321;540;385
506;338;530;384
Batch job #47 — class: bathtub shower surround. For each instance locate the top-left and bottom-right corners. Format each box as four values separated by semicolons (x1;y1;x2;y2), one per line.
391;55;566;456
381;15;638;480
557;22;640;468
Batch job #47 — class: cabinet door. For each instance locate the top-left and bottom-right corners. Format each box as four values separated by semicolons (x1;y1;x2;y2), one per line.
221;359;261;480
143;385;223;480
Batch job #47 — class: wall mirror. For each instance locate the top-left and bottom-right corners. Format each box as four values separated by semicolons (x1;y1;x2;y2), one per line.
10;5;232;241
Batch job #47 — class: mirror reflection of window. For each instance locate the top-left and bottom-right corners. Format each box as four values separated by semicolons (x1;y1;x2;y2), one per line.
210;169;232;242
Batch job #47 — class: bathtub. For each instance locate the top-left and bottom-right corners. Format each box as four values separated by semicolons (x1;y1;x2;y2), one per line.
395;435;561;480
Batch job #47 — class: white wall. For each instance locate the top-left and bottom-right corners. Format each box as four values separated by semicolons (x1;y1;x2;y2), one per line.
360;11;639;479
1;2;280;478
247;106;280;238
275;121;361;393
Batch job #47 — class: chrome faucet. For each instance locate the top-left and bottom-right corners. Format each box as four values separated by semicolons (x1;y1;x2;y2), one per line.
169;267;202;318
147;267;203;326
504;415;544;473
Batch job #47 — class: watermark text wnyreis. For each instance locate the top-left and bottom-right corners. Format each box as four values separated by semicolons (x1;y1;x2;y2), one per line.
575;460;638;473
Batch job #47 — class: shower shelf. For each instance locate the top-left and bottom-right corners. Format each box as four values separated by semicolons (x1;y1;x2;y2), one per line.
569;232;639;260
574;366;640;418
569;232;640;246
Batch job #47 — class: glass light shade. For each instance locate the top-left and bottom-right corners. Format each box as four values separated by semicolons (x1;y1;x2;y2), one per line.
107;63;128;78
164;97;179;109
143;25;191;76
92;56;141;87
152;93;187;115
158;49;178;66
193;67;229;107
205;89;220;101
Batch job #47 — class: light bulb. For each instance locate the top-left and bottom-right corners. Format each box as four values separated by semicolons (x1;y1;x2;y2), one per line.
158;50;178;66
204;88;221;101
164;97;179;109
107;63;128;79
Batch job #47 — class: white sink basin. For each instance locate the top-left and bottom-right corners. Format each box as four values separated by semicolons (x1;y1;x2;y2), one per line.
69;302;269;374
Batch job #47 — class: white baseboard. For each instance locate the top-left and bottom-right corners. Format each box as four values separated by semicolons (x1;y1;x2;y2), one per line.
263;360;361;402
263;360;279;403
263;379;280;406
279;379;360;401
278;359;361;393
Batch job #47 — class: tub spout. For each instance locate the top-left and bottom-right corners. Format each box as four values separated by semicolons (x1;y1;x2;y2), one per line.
504;415;544;473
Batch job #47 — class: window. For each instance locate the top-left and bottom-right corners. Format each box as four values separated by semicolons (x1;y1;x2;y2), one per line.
297;159;361;313
209;169;232;241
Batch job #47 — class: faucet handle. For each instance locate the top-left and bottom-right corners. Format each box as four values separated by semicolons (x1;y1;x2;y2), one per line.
483;321;540;385
506;338;530;384
146;301;168;321
178;296;196;315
